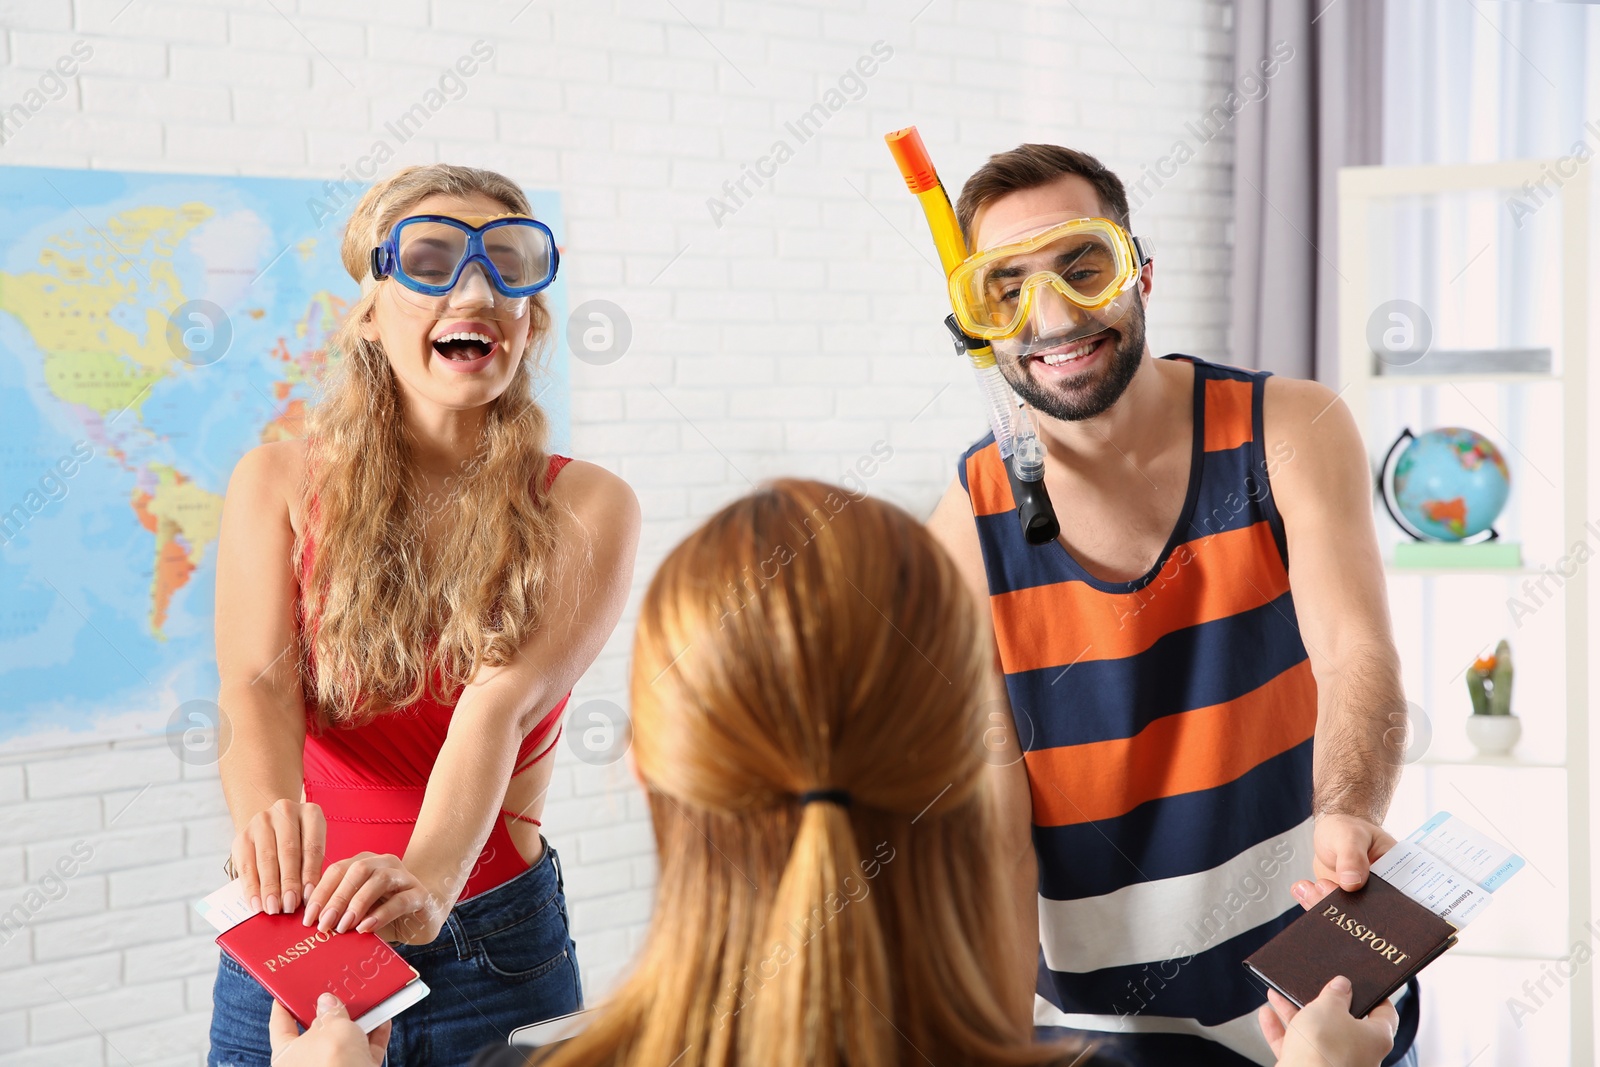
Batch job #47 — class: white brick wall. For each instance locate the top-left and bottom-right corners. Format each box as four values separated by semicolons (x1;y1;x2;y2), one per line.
0;0;1238;1060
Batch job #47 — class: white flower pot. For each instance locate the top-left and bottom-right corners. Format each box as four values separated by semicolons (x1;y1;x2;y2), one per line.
1465;715;1521;757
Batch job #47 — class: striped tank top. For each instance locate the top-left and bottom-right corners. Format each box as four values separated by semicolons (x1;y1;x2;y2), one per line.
960;356;1315;1067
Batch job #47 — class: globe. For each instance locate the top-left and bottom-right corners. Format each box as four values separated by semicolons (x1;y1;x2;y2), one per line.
1382;427;1511;541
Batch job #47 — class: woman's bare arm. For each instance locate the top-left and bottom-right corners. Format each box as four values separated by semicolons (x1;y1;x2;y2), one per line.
309;460;640;940
215;441;324;915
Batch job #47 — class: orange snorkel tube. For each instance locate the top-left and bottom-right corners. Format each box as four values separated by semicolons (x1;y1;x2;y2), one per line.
884;127;1059;546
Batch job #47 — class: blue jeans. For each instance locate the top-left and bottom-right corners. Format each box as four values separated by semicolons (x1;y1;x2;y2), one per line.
208;838;581;1067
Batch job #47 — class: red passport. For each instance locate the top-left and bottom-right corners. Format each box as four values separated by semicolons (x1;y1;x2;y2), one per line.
216;910;426;1029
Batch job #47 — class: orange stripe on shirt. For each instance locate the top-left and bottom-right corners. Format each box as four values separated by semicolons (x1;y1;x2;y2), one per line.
990;520;1290;672
1025;658;1317;827
1204;377;1254;452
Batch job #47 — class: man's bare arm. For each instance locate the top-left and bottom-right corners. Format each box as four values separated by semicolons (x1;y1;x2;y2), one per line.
928;477;1038;1032
1264;378;1405;886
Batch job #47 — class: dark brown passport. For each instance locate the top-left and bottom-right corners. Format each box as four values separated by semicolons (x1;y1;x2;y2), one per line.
1243;874;1458;1017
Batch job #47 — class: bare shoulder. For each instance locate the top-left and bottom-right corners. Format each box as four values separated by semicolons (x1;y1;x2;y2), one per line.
1261;374;1361;441
926;475;975;549
225;439;306;525
1262;375;1366;484
1261;374;1374;527
546;458;640;535
230;437;305;486
925;476;987;600
1263;372;1342;419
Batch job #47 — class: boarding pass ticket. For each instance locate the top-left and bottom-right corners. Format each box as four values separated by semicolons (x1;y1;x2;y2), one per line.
194;877;263;934
1370;811;1525;929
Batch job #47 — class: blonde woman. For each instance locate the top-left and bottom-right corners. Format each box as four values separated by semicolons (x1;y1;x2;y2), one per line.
266;480;1393;1067
209;163;639;1066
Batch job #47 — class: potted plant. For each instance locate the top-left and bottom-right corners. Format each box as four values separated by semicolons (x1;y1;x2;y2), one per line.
1465;638;1521;756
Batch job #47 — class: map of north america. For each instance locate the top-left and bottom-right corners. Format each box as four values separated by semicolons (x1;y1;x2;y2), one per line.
0;168;349;748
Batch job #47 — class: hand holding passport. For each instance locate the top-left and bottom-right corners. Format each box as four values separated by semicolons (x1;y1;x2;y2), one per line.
268;992;394;1067
1246;812;1525;1017
197;878;431;1032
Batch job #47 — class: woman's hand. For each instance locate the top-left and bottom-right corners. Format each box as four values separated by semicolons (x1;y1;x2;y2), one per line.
303;851;445;944
268;994;390;1067
231;798;326;916
1259;976;1397;1067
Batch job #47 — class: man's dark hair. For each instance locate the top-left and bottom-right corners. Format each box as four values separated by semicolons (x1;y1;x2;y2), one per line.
955;144;1131;243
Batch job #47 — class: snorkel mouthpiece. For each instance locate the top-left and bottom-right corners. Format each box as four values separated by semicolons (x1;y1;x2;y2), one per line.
1007;405;1059;545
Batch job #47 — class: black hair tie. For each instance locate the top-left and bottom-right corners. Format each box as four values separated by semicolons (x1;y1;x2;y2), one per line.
797;788;852;809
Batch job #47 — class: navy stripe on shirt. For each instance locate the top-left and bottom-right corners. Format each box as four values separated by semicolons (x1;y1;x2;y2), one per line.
1006;591;1311;751
1032;740;1315;902
1041;903;1303;1026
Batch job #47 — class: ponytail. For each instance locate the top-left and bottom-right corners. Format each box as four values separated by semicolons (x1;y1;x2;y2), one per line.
745;800;893;1067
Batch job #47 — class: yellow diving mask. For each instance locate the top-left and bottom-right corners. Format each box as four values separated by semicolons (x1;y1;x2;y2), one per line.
948;216;1150;345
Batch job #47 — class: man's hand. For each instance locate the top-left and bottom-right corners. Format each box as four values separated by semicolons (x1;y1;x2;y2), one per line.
1313;813;1397;893
268;994;391;1067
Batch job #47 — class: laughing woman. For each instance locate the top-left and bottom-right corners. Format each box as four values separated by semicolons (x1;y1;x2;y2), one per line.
207;163;639;1066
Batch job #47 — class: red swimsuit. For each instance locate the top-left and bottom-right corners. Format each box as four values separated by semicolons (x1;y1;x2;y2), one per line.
298;455;572;901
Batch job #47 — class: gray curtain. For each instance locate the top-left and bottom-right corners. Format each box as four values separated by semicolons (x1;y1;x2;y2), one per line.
1230;0;1385;383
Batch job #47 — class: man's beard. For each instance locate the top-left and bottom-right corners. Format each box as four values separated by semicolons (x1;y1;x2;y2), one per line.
997;299;1147;423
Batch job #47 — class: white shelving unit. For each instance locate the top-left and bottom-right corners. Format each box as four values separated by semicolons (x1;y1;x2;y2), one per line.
1338;160;1591;1062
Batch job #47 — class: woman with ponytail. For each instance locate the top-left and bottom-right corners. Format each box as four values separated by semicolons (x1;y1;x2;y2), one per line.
282;478;1030;1066
233;477;1066;1067
209;164;639;1065
496;478;1091;1067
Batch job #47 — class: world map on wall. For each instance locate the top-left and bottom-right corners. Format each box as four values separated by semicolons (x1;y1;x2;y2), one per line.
0;167;569;750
